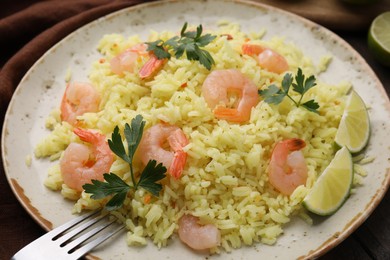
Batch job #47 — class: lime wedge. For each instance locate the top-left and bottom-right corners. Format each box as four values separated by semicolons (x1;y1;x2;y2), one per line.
303;147;353;216
335;90;370;153
368;12;390;67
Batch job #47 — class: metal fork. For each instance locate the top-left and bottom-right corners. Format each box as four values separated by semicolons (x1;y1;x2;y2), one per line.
11;210;125;260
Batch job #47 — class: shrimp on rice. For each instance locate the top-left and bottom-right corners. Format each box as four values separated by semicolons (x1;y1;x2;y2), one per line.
60;128;114;192
110;43;166;79
178;214;221;251
268;138;308;195
60;82;100;126
138;123;189;179
202;69;259;123
242;43;289;74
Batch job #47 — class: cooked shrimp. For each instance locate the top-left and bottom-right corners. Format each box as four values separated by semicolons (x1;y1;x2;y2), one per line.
60;128;114;192
110;43;165;78
202;69;259;123
242;43;289;74
178;214;221;251
110;43;148;75
268;138;308;195
138;124;189;179
138;53;166;79
60;82;100;126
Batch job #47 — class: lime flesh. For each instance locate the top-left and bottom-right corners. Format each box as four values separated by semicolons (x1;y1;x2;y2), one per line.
303;147;353;216
335;90;370;153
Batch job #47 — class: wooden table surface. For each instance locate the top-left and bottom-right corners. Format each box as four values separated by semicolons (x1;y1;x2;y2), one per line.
0;1;389;259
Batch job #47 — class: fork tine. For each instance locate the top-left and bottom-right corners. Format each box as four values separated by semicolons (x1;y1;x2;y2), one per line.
64;218;125;259
11;209;125;260
63;217;116;251
72;224;125;258
50;210;101;238
54;211;109;245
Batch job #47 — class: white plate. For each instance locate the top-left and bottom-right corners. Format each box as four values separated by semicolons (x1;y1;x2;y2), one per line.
2;0;390;259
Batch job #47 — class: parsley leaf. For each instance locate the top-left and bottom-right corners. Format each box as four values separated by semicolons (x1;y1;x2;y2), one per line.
258;84;286;105
146;22;217;70
108;126;130;164
291;68;317;106
301;99;320;113
83;173;131;211
146;40;171;59
259;68;320;113
124;115;145;163
197;33;217;47
165;36;179;49
282;72;293;93
105;190;128;211
83;115;166;210
292;68;305;94
137;160;166;196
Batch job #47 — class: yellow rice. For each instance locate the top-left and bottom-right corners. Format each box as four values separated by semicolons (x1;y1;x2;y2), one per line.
34;22;352;253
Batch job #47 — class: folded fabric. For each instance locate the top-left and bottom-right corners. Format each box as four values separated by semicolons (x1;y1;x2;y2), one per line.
0;0;154;123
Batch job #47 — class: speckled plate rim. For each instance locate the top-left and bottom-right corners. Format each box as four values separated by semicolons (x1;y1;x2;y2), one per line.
2;0;390;259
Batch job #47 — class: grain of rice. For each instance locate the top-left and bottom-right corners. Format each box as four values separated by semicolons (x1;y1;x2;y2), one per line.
25;154;32;167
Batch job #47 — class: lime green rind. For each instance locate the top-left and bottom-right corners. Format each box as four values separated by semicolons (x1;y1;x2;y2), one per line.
303;147;354;216
368;34;390;67
368;12;390;67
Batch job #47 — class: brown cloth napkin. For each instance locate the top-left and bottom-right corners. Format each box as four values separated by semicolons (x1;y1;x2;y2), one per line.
0;0;154;124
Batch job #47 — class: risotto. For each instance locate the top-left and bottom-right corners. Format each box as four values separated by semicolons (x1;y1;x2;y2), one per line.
35;22;354;253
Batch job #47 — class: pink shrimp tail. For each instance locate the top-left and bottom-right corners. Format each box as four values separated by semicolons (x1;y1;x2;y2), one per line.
167;129;189;179
284;138;306;151
242;43;266;55
213;106;249;122
73;128;99;143
168;129;189;150
139;54;166;79
169;150;187;179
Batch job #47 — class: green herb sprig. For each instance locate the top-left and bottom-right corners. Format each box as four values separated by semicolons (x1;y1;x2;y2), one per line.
83;115;166;211
259;68;320;113
146;22;217;70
